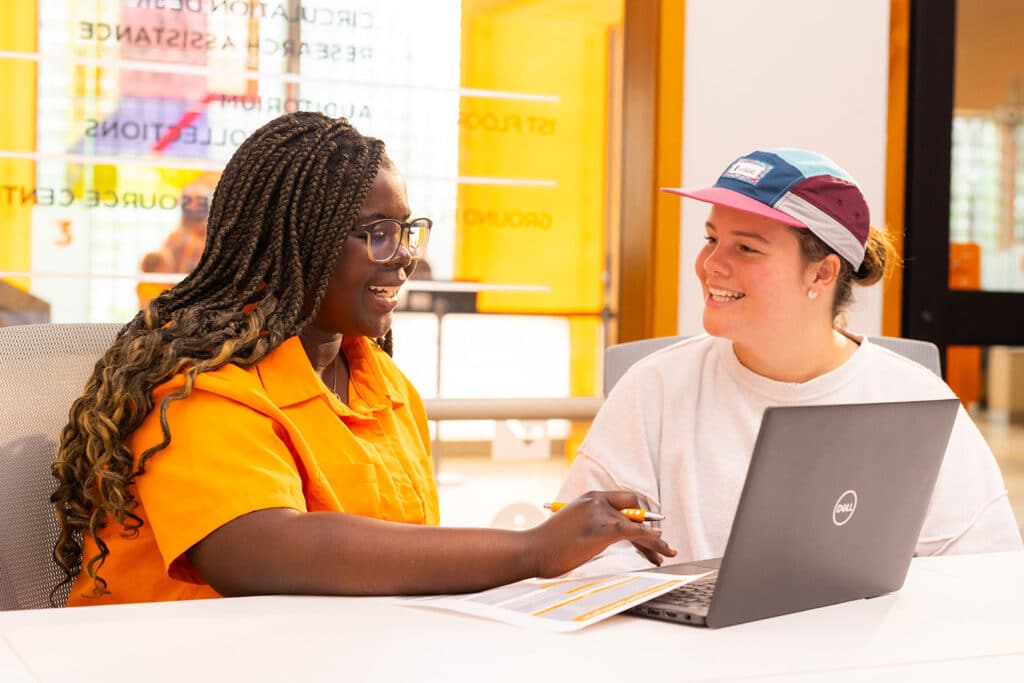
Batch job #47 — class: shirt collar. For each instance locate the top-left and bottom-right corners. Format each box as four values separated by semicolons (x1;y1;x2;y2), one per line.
717;334;864;401
257;335;406;412
339;334;407;413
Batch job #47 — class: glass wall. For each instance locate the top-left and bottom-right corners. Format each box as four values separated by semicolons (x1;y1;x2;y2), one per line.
946;0;1024;534
0;0;626;451
950;0;1024;294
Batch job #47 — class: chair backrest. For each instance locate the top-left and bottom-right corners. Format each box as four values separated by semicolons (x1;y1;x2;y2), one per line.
603;334;942;395
0;322;121;610
603;335;689;396
865;335;942;376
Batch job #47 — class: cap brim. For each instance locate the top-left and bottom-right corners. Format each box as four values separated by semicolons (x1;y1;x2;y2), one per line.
662;186;807;228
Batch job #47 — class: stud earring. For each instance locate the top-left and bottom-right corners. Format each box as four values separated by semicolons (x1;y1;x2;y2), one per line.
807;289;818;300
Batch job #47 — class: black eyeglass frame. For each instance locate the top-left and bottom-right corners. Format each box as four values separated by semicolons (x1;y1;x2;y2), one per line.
350;217;432;263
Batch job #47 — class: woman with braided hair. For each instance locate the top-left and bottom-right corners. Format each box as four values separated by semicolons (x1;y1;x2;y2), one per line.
52;112;674;605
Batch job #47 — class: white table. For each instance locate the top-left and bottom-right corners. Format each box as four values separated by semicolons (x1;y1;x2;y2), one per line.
1;553;1021;683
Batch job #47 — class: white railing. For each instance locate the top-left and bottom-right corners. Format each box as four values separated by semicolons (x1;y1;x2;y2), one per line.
424;397;601;421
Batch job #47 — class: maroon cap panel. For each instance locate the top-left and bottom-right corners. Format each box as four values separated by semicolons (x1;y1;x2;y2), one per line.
789;176;870;245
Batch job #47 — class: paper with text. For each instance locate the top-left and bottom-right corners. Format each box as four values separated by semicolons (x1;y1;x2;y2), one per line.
402;570;713;632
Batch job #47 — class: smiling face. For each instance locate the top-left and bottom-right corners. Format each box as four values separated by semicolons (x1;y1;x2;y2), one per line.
312;163;419;339
695;205;821;348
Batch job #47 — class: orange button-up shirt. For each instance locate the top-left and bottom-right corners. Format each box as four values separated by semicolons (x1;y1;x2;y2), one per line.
68;335;438;606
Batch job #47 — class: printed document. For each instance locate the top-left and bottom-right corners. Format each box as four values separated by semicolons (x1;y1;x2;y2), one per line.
402;569;712;632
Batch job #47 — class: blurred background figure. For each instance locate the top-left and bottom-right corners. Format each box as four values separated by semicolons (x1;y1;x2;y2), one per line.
137;173;219;307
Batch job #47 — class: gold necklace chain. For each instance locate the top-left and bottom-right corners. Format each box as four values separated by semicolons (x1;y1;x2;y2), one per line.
331;354;341;396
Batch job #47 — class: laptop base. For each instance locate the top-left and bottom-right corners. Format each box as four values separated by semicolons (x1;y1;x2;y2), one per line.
625;559;719;627
627;602;708;626
622;399;960;629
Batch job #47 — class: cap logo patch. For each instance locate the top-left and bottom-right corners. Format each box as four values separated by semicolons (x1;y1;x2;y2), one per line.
722;159;773;185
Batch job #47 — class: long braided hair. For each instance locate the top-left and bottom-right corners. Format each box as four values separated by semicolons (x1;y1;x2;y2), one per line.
50;112;391;602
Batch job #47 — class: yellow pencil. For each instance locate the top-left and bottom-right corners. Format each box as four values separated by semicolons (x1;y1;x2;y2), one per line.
543;501;665;522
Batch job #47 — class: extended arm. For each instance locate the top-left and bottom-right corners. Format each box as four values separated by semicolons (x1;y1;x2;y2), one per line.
187;490;675;596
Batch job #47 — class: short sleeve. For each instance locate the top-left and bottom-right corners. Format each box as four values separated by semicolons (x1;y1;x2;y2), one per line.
559;365;663;508
130;387;307;583
917;406;1023;554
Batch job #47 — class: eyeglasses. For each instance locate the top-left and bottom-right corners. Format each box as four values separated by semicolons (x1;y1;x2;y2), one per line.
351;217;432;263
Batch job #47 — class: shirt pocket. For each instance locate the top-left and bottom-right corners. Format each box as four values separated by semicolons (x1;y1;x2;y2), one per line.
381;467;427;522
333;463;383;518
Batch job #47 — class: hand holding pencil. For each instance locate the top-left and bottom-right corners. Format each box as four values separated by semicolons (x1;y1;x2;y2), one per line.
544;501;665;523
526;491;676;576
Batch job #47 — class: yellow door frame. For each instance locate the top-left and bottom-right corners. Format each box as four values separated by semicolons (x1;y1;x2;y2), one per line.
616;0;683;343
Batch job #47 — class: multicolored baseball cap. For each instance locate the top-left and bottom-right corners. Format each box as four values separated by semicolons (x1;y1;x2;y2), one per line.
663;148;869;269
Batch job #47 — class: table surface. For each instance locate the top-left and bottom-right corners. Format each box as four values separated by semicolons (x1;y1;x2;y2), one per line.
1;553;1022;683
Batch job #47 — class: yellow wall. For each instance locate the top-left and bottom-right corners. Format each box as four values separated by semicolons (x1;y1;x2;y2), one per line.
0;2;38;290
457;0;621;318
458;0;622;410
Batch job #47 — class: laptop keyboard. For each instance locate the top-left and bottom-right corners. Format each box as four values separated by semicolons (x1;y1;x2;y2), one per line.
655;576;717;609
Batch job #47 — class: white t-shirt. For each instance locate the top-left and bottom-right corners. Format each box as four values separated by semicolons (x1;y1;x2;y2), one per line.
558;334;1022;575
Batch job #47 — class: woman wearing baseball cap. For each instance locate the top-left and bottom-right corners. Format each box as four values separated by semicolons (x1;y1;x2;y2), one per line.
557;148;1022;574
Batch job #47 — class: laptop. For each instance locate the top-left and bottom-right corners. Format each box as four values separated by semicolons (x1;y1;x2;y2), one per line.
627;398;960;628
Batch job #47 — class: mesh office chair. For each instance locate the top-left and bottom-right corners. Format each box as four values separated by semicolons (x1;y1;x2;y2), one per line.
603;334;942;395
869;336;942;376
0;322;121;610
602;335;691;396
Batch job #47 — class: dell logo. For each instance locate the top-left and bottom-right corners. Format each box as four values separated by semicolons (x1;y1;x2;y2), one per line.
832;490;858;526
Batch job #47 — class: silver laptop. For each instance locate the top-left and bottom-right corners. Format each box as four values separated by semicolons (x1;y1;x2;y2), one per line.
628;398;960;628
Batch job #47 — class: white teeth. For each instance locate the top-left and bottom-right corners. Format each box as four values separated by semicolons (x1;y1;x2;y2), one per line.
369;286;399;299
708;287;744;302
